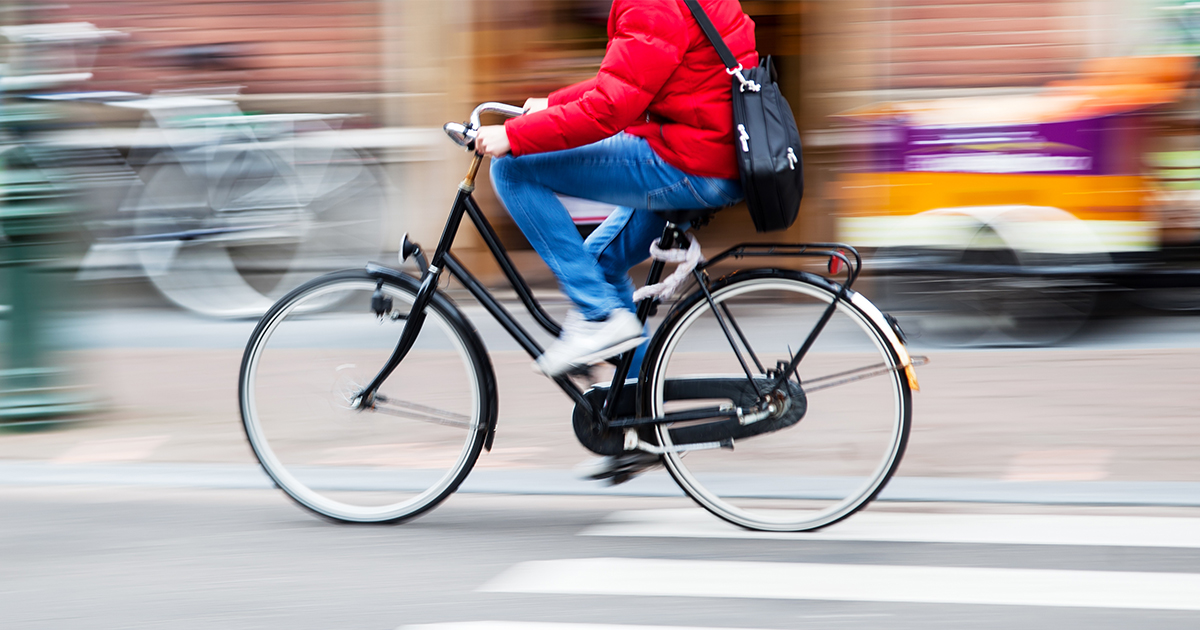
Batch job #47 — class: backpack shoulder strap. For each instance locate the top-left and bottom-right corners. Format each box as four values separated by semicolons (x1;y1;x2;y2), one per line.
683;0;739;70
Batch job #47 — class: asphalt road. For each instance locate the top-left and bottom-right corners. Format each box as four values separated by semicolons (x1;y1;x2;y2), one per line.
4;487;1200;630
5;291;1200;629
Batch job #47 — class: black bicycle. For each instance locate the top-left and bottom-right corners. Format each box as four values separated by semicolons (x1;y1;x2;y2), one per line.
238;103;921;532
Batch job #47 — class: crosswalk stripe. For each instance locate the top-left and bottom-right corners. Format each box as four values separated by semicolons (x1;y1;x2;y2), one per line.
581;509;1200;548
401;623;778;630
481;557;1200;611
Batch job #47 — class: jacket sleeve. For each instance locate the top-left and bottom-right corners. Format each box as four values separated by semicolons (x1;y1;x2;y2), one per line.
506;1;688;156
548;78;597;106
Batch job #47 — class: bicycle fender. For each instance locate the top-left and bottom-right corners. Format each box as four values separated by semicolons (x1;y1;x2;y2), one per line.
847;291;920;392
364;264;501;449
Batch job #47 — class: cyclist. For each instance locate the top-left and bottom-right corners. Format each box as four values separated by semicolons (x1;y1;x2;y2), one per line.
476;0;757;378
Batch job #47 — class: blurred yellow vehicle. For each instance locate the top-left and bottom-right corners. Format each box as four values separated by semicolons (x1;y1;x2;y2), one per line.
833;55;1198;345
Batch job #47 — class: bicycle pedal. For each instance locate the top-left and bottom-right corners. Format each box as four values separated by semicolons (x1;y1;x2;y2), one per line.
604;458;659;486
607;472;635;486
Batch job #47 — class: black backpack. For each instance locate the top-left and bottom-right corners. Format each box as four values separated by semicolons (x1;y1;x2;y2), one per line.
684;0;804;233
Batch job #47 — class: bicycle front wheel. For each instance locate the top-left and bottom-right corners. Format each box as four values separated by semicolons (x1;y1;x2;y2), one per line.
645;270;912;532
239;269;493;523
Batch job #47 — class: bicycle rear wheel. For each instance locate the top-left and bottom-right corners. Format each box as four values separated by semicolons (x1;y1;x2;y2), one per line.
239;269;493;523
645;270;912;532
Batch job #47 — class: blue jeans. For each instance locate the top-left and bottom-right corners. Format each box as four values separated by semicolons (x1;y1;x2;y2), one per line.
491;132;743;322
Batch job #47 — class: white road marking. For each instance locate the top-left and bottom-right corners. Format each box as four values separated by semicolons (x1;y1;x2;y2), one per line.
481;557;1200;611
401;623;781;630
581;509;1200;548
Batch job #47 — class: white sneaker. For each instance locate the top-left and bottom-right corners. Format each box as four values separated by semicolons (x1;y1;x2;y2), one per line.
535;309;646;377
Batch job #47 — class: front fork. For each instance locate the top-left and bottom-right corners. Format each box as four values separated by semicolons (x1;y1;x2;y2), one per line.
354;155;486;408
353;267;439;409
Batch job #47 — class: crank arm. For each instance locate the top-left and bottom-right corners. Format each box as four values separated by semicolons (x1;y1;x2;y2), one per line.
625;428;735;455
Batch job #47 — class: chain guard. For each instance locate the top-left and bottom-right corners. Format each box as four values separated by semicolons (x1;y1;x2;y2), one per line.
572;383;637;456
660;376;807;446
572;376;808;456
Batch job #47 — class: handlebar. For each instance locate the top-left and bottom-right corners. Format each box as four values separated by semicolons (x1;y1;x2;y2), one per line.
443;101;526;149
470;102;525;128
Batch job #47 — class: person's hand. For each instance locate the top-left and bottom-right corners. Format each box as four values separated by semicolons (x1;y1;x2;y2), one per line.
523;97;549;114
475;125;511;157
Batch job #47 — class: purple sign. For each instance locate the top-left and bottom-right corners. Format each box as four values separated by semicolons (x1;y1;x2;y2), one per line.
854;113;1141;176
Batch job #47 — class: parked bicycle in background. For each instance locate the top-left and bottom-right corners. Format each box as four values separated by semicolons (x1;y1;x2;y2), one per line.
2;21;389;318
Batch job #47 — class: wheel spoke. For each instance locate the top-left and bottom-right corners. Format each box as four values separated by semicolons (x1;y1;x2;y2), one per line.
370;395;476;430
803;355;928;393
802;362;901;393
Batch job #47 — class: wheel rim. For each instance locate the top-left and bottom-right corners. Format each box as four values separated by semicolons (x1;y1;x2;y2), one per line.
241;277;483;522
652;277;908;532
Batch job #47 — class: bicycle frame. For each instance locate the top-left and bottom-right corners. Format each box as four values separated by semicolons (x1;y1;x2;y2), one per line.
236;102;922;531
356;149;711;428
356;152;607;419
353;138;895;441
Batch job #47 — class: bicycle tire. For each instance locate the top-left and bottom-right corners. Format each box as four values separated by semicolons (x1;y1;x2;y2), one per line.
642;269;912;532
239;268;495;523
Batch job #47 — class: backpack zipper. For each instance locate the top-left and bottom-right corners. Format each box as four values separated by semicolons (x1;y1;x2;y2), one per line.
787;147;798;170
738;124;750;152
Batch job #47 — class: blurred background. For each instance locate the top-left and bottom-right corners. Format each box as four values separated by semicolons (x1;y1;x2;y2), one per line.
6;1;1200;327
5;2;1200;627
2;0;1200;476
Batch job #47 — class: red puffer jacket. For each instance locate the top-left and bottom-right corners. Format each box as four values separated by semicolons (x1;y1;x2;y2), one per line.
504;0;757;180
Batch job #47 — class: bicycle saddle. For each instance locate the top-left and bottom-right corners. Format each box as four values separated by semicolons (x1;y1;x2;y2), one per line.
657;207;721;225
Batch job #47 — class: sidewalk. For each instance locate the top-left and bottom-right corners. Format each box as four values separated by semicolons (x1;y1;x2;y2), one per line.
2;323;1200;504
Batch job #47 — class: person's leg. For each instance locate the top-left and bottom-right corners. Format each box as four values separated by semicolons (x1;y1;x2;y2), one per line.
490;157;624;322
583;206;668;377
492;151;650;375
490;133;742;377
583;206;666;312
490;132;739;320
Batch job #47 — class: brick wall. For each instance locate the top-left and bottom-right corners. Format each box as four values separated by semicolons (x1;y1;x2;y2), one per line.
20;1;1105;99
40;0;383;95
857;0;1090;90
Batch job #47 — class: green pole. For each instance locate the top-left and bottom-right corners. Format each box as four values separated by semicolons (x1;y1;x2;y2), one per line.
0;113;93;426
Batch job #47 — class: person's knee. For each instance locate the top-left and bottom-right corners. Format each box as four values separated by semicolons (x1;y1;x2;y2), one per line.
489;154;527;189
489;155;512;186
